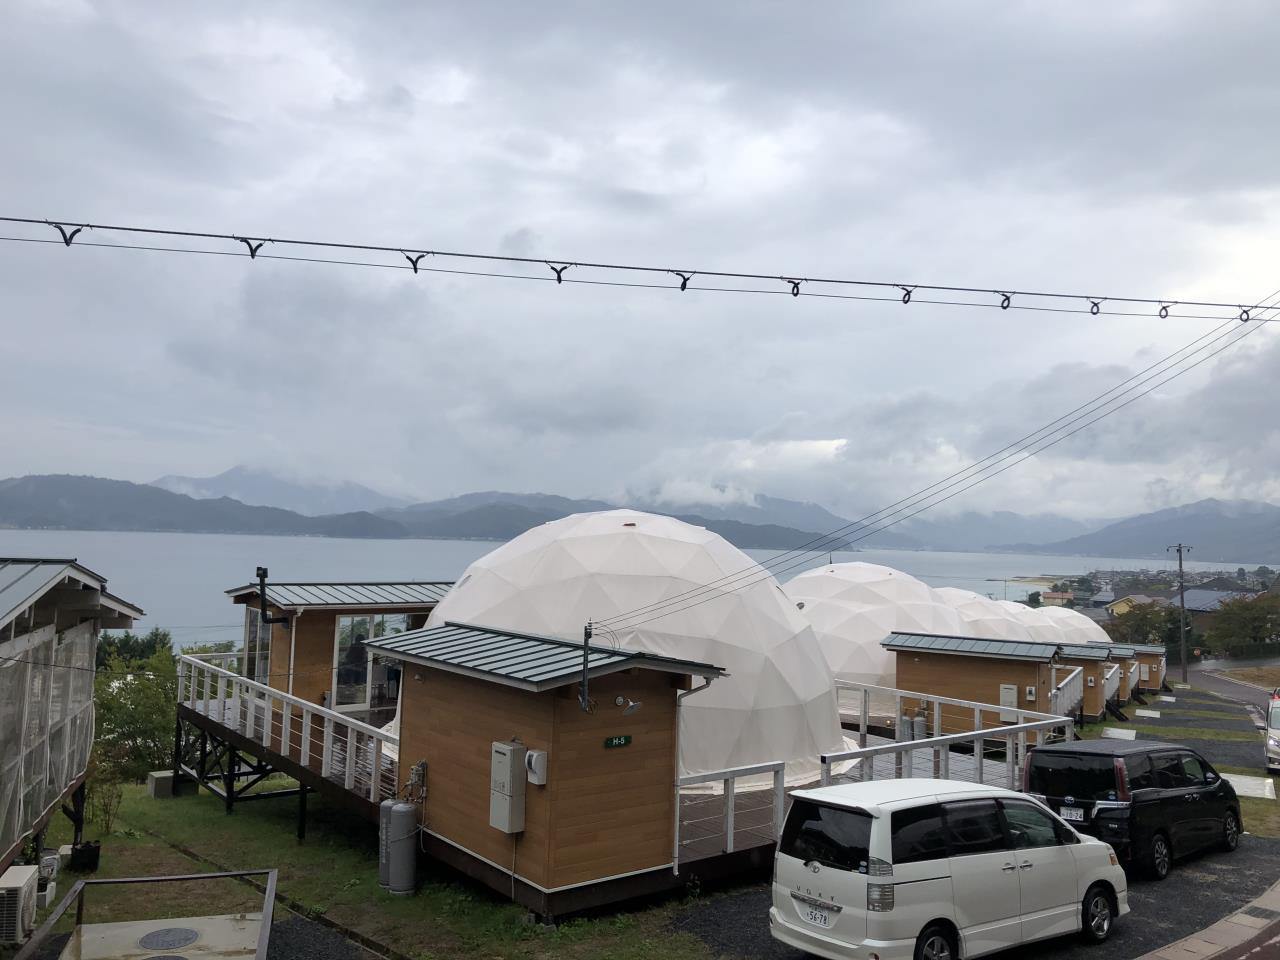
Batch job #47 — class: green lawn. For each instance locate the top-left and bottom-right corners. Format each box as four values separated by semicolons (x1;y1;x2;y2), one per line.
9;785;716;960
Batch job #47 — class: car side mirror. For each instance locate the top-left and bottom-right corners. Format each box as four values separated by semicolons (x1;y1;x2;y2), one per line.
1205;771;1218;783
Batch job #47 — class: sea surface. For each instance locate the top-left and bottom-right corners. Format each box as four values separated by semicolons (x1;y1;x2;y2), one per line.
0;529;1245;649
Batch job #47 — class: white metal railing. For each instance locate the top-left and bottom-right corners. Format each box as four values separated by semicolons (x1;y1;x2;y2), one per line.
835;680;1067;745
1051;666;1085;718
1103;663;1121;702
675;761;787;867
819;714;1071;791
176;654;398;802
1124;661;1139;698
186;650;245;674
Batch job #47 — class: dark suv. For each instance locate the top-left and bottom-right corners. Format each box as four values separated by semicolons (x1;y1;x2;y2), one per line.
1024;740;1240;879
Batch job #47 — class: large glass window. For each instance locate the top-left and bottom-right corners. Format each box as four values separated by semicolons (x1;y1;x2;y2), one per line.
334;613;409;711
245;609;270;683
942;800;1007;856
891;803;947;865
1000;800;1062;849
779;799;872;873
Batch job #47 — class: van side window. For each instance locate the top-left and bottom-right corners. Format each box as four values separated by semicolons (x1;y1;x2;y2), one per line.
1151;753;1189;788
1000;799;1062;848
1125;754;1154;791
779;799;873;873
891;803;947;865
942;799;1008;856
1180;754;1208;784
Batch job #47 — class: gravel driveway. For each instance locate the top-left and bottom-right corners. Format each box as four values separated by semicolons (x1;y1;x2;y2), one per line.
671;835;1280;960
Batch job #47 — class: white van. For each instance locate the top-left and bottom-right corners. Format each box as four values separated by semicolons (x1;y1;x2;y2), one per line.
770;779;1128;960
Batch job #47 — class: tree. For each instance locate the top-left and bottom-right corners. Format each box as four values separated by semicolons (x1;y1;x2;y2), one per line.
93;647;179;781
1104;602;1197;659
1025;591;1042;608
1206;593;1280;650
96;627;173;670
1075;577;1095;594
1237;567;1248;582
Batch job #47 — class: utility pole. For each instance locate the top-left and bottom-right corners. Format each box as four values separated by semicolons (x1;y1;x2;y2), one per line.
1167;544;1192;683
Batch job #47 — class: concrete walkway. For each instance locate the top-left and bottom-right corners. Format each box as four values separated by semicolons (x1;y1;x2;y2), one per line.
1138;876;1280;960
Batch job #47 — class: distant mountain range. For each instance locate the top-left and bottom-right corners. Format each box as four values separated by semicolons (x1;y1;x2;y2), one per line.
1001;499;1280;562
151;466;410;516
6;471;1276;562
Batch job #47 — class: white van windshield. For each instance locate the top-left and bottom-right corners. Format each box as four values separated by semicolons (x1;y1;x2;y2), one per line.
779;799;872;873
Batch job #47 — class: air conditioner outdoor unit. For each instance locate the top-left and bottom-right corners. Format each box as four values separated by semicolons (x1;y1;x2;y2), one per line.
0;864;39;945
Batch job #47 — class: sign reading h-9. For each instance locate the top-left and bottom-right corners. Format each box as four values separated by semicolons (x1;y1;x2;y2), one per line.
603;735;632;749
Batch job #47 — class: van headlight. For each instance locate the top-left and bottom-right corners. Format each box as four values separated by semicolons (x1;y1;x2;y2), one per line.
1268;736;1280;750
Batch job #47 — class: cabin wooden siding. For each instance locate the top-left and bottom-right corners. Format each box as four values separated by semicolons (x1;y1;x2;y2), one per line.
546;671;678;888
396;666;681;893
290;612;340;704
1059;657;1107;719
1117;658;1140;704
895;652;1054;732
1135;651;1166;691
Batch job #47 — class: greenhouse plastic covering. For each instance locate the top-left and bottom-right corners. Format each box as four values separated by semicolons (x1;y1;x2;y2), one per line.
0;624;95;863
425;509;847;783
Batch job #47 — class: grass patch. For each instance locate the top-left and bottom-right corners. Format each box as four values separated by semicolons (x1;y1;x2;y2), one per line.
1217;767;1280;840
1081;723;1259;743
1168;709;1256;722
21;785;717;960
1220;667;1280;689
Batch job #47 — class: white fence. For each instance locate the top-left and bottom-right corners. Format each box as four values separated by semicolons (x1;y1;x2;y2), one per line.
1051;666;1085;718
1103;663;1121;703
176;654;399;803
675;761;786;867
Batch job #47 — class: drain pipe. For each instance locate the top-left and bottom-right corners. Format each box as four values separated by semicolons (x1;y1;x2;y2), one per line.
672;675;716;875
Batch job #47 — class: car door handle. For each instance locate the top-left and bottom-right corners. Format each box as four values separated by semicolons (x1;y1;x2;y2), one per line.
1019;861;1034;870
1001;862;1017;872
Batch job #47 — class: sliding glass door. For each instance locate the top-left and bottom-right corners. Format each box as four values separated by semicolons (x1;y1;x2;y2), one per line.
332;614;408;713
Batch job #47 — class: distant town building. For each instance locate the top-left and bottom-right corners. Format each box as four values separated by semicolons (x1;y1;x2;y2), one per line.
1041;591;1074;607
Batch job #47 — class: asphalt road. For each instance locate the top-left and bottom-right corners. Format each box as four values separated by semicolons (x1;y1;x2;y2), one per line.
1193;660;1279;712
672;835;1280;960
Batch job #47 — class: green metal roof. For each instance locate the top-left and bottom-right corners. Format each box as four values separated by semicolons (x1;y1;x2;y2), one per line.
882;632;1059;662
1125;643;1168;655
365;621;724;692
1057;643;1113;662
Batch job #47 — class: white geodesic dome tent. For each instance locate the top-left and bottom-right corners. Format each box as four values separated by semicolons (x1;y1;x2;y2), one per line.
426;509;846;782
1039;605;1112;645
783;563;965;687
996;600;1067;644
934;587;1029;641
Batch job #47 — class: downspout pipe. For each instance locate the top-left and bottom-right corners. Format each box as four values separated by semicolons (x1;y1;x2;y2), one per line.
672;675;715;874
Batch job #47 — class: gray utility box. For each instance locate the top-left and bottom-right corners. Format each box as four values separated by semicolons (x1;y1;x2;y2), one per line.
489;741;527;834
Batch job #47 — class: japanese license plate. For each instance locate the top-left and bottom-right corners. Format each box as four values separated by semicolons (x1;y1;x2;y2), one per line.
1060;806;1085;822
804;906;831;928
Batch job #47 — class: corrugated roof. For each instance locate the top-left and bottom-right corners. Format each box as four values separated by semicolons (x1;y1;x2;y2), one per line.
1177;588;1254;612
0;557;143;632
882;631;1060;662
227;581;454;609
366;621;723;691
1057;643;1113;661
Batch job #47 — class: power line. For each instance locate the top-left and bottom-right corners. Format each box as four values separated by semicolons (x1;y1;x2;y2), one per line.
602;306;1275;631
0;216;1271;322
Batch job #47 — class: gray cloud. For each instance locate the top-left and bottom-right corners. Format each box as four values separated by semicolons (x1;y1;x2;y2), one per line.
1;0;1277;520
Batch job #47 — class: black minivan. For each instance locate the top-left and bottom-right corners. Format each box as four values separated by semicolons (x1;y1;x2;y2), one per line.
1024;740;1241;879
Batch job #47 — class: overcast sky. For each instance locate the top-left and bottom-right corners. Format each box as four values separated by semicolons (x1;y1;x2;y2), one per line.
3;1;1279;520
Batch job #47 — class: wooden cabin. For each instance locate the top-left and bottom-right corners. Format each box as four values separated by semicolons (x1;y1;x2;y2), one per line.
1057;643;1113;721
226;579;452;723
364;621;723;916
1129;643;1168;692
1;558;142;873
1110;646;1141;705
883;633;1061;732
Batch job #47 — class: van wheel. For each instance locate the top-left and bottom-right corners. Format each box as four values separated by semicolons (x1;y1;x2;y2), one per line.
915;924;956;960
1222;811;1240;852
1081;885;1114;943
1144;832;1172;880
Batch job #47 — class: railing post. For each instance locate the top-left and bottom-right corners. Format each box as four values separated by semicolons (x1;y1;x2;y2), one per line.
973;705;982;734
975;734;985;784
859;689;870;749
176;659;186;705
216;674;227;723
933;699;942;739
370;734;382;801
301;710;312;767
344;726;357;790
261;694;272;748
773;767;786;839
280;704;291;760
1005;733;1015;789
1017;729;1027;781
322;717;335;778
820;756;831;786
940;739;950;779
724;777;735;853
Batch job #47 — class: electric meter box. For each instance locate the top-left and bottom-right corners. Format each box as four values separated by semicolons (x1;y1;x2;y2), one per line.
489;741;527;833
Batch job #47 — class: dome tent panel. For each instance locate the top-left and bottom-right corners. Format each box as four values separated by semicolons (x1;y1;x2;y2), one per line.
427;509;845;782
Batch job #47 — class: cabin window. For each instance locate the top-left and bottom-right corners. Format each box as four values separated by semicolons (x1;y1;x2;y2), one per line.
333;613;408;712
244;608;271;683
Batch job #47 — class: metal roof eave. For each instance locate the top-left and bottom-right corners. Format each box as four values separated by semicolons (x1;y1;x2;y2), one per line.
880;631;1060;663
383;648;704;693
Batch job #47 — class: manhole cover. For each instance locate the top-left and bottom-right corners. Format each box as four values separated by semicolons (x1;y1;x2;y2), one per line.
138;927;201;950
1243;906;1280;921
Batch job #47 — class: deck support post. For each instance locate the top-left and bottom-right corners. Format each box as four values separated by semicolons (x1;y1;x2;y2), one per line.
171;712;184;786
224;747;238;815
61;782;86;846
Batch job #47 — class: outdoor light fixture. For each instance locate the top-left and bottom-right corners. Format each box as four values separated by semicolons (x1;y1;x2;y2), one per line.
615;695;642;715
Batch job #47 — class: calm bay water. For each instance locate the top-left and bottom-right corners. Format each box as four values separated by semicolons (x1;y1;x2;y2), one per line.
0;528;1242;649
